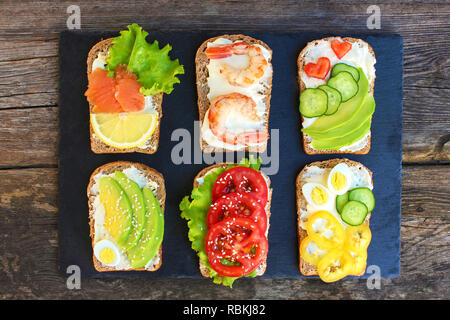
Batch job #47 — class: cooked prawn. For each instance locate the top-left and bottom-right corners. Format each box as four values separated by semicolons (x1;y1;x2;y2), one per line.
208;92;269;146
205;42;268;87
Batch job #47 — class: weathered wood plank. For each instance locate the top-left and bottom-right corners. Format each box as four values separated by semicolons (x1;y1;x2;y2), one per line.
0;165;447;299
0;107;57;167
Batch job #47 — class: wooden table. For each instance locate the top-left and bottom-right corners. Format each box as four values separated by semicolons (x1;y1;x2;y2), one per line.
0;0;448;300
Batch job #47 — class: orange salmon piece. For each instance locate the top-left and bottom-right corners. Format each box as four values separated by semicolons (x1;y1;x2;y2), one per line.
114;64;145;112
85;68;123;113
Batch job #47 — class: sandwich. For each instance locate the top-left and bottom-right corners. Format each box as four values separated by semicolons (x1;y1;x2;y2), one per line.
195;35;273;153
298;37;376;154
85;23;184;154
180;157;272;287
296;158;375;282
87;161;165;272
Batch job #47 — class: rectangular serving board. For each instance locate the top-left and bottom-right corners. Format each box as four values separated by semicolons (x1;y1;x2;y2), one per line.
58;30;403;279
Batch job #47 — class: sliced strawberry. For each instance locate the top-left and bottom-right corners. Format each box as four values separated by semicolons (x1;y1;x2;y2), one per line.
304;57;331;80
331;39;352;59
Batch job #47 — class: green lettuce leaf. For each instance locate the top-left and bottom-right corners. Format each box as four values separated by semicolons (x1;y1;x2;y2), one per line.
106;23;184;96
179;157;262;288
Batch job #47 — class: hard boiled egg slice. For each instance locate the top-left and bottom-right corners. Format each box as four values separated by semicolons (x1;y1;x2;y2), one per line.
302;182;332;208
327;163;353;195
93;239;120;267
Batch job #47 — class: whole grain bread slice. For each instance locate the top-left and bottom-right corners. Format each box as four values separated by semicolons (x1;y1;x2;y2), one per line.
195;34;273;153
87;38;163;154
192;163;272;278
87;161;165;272
296;158;373;276
298;37;376;155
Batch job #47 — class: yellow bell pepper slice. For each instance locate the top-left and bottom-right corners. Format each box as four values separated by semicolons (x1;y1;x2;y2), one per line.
317;247;353;283
300;235;328;266
349;249;368;276
344;224;372;253
306;210;345;249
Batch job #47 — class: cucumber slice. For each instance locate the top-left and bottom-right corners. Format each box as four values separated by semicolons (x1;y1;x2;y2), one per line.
327;71;359;102
299;88;328;118
331;63;360;82
336;192;349;214
348;187;375;212
318;85;342;115
341;200;368;226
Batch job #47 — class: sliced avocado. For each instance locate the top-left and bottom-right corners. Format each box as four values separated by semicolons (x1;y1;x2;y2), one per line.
127;187;164;269
311;117;372;150
306;94;375;140
114;171;147;251
302;68;369;134
98;176;133;245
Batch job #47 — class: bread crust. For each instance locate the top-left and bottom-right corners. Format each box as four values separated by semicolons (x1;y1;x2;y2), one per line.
86;38;163;154
296;158;372;276
87;161;165;272
298;37;375;155
192;163;272;278
195;34;273;153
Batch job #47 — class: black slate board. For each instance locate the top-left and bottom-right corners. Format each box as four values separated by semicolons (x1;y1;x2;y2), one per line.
58;30;403;279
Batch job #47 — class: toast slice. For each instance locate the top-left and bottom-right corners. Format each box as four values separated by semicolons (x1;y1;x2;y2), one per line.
195;34;273;153
298;37;376;155
296;158;373;276
86;38;163;154
87;161;165;272
193;163;272;278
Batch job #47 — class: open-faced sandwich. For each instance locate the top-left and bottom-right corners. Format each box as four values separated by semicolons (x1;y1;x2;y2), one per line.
180;157;271;287
298;37;376;154
195;35;273;153
296;159;375;282
85;24;184;154
87;161;165;272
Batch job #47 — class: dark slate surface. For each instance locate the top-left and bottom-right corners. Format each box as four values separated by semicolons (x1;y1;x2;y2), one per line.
58;30;402;278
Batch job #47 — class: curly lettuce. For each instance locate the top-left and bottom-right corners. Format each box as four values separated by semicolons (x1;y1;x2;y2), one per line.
179;156;262;287
106;23;184;96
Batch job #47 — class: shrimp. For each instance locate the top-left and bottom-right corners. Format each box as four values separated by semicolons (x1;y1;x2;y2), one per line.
205;42;268;87
208;92;269;146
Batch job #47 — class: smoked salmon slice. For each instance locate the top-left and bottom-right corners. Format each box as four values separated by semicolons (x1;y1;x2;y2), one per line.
85;65;145;113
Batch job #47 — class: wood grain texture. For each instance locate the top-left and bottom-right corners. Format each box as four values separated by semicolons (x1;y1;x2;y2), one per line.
0;0;448;300
0;165;448;299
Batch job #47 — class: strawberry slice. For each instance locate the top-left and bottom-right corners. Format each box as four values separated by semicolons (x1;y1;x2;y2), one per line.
304;57;331;80
331;39;352;59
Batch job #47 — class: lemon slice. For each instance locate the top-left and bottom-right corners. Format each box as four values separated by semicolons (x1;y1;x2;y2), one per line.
91;112;158;149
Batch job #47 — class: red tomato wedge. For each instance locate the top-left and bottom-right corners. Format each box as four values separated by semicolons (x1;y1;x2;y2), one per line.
207;192;267;232
85;68;123;113
212;167;268;206
85;65;145;113
205;217;268;277
331;39;352;59
304;57;331;80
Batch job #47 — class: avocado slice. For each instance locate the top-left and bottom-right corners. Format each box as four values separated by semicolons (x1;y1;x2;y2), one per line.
127;187;164;269
311;117;372;150
302;68;369;134
114;171;147;251
98;176;133;245
306;94;375;140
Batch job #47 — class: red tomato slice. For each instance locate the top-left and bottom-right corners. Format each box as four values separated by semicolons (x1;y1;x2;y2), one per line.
331;39;352;59
304;57;331;80
205;217;268;277
207;192;267;231
212;167;268;206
